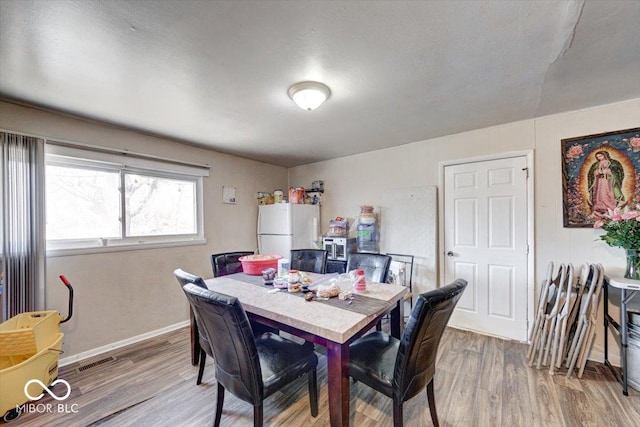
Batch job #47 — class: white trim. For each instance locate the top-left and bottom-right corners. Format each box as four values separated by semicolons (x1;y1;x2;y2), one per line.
49;139;210;170
47;237;206;257
438;150;535;341
439;150;533;167
59;320;190;367
47;144;209;177
1;127;210;172
525;151;535;341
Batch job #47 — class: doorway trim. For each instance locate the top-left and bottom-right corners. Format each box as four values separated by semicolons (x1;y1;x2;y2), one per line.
438;150;535;342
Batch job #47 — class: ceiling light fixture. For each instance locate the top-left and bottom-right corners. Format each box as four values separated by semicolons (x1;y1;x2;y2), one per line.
288;81;331;111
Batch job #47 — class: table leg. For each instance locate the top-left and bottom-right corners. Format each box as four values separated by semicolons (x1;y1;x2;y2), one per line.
326;341;350;427
604;282;609;365
620;289;629;396
390;300;404;339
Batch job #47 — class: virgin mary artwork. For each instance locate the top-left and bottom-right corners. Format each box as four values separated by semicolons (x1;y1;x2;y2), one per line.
587;150;625;214
561;128;640;227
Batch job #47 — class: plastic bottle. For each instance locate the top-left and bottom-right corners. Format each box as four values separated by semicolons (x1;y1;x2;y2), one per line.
277;258;290;278
353;269;367;293
357;222;378;252
357;205;378;252
288;270;301;292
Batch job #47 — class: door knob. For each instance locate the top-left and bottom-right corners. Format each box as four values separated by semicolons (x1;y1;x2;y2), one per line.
446;251;454;257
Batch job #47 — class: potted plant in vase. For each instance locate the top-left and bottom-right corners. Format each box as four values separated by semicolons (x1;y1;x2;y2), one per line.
594;205;640;280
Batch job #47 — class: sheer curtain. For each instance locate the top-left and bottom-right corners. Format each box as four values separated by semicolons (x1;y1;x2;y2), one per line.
1;131;45;320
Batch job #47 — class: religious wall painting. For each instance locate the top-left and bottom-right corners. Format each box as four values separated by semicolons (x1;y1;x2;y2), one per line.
562;128;640;227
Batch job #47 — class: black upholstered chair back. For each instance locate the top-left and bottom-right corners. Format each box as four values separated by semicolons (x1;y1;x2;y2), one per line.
173;268;213;384
211;251;254;277
346;253;392;283
290;249;328;274
182;283;263;405
211;252;279;338
174;268;207;289
394;279;467;402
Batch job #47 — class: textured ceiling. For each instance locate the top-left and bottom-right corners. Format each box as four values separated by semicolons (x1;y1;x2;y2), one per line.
1;0;639;167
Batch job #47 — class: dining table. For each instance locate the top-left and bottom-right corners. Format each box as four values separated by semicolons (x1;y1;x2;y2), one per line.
204;272;408;427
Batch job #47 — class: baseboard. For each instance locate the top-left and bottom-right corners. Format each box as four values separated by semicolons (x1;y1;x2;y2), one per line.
588;347;621;367
59;320;190;367
448;325;622;367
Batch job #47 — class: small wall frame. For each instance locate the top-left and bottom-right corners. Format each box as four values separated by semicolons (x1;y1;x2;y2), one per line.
222;186;236;204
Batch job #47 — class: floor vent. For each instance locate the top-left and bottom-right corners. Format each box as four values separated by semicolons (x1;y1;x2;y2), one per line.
77;356;116;373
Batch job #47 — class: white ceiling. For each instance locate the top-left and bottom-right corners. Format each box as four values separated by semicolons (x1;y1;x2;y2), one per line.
1;1;639;167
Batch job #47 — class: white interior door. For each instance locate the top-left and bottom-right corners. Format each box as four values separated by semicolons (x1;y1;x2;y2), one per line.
444;156;529;341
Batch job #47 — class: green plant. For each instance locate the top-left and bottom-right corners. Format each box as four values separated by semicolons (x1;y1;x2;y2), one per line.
594;206;640;249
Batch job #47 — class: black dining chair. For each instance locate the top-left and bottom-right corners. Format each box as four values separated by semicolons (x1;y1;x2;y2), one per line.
347;253;392;330
211;251;254;277
349;279;468;427
346;252;392;283
290;249;328;274
173;268;212;385
211;251;278;338
175;266;278;384
182;282;319;427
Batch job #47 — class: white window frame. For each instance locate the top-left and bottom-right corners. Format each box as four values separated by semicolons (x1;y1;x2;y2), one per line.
45;142;208;256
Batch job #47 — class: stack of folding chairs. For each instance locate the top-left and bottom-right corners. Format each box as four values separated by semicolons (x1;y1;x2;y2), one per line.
527;262;604;378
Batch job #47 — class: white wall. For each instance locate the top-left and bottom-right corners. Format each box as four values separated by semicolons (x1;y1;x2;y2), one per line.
0;101;288;358
290;98;640;362
3;98;638;362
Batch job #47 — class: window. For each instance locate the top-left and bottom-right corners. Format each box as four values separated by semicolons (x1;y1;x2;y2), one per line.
46;162;121;240
125;173;196;237
45;143;207;254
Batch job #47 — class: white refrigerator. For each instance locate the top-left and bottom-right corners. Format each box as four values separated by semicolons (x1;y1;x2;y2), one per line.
257;204;320;258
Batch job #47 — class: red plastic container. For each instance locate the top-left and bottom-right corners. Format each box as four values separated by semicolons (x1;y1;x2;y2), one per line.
239;254;283;275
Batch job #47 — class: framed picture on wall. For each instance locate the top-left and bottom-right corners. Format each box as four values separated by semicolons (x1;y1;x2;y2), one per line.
561;127;640;227
222;185;237;204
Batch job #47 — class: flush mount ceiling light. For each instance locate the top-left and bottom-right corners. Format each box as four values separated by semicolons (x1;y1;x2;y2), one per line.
288;81;331;111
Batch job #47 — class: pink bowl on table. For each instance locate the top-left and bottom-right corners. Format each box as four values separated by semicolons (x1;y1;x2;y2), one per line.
239;254;283;275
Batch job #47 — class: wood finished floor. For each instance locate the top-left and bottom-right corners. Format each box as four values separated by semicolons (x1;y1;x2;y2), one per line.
11;326;640;427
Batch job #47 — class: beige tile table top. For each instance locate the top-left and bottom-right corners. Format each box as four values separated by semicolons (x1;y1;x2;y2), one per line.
204;274;407;344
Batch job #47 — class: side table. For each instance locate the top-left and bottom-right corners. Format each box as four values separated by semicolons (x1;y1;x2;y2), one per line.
604;274;640;395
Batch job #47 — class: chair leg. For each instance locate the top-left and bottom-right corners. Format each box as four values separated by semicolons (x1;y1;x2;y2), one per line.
376;321;382;331
392;400;403;427
308;369;318;417
253;402;263;427
196;348;207;385
214;383;225;427
426;379;439;427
